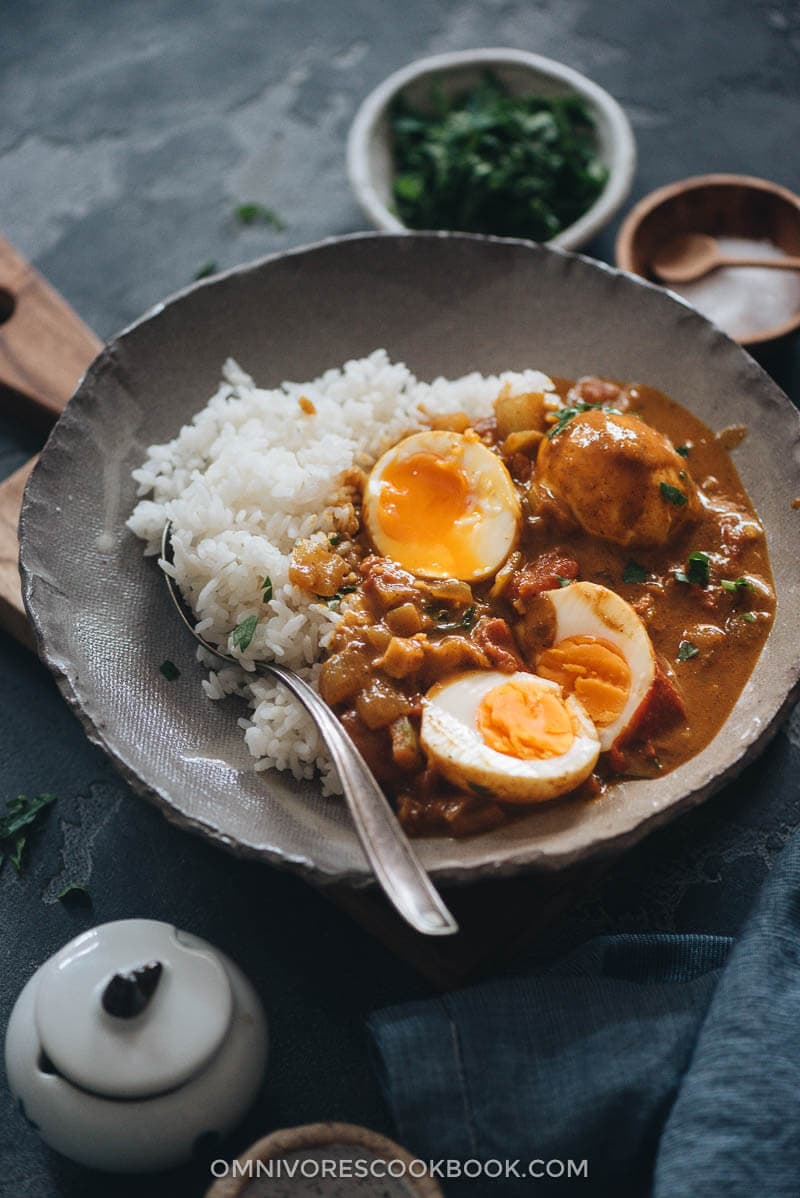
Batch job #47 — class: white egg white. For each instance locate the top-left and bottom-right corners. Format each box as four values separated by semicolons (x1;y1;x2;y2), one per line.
540;581;657;751
420;670;600;804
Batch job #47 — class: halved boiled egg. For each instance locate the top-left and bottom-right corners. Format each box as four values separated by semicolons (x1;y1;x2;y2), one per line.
535;581;657;752
363;429;520;582
420;670;600;804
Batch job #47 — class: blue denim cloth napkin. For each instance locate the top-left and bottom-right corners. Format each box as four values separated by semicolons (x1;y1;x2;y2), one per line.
369;830;800;1196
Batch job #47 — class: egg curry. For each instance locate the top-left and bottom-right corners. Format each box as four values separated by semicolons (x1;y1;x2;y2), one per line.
288;375;775;837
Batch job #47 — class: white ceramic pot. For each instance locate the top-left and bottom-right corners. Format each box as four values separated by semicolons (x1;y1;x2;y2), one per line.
5;919;268;1173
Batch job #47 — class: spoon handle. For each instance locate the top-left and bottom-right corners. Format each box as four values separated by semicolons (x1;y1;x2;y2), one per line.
715;255;800;271
262;663;459;937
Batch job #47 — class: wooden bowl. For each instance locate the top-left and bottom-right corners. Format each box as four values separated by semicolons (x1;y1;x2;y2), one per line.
615;174;800;346
205;1122;444;1197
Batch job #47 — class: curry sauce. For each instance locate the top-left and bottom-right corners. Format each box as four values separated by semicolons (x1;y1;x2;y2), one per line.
296;376;774;837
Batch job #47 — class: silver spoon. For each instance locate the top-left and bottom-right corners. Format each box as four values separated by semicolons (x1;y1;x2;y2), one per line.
160;523;459;937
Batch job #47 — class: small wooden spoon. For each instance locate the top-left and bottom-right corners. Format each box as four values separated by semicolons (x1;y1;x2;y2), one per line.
652;232;800;284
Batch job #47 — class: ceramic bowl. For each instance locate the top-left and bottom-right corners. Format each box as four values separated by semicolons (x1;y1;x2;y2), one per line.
19;233;800;885
615;173;800;346
347;48;636;251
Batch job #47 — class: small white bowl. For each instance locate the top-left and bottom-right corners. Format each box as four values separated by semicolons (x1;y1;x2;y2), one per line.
347;48;636;251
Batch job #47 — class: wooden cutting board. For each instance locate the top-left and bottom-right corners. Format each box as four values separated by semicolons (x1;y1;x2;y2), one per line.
0;240;602;986
0;238;102;647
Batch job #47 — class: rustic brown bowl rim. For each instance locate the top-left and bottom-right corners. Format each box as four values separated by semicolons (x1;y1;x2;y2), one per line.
205;1121;444;1197
615;172;800;346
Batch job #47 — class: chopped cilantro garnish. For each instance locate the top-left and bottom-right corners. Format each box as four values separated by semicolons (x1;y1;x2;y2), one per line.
390;74;608;241
57;882;90;902
660;482;688;506
328;533;342;546
232;615;258;651
623;560;648;584
555;575;573;588
674;551;709;587
234;203;286;230
721;576;754;594
320;585;357;609
742;612;757;623
547;403;588;438
0;793;58;874
159;659;181;681
425;605;448;622
677;640;699;661
676;444;691;457
193;260;217;280
686;551;710;587
426;603;477;630
261;576;273;602
547;402;621;439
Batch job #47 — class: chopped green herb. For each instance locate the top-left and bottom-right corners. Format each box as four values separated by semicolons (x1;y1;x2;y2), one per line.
721;576;754;594
426;603;477;631
8;837;26;872
547;402;620;439
425;604;448;621
234;203;286;230
159;659;181;681
328;533;342;546
742;612;757;623
660;482;688;506
261;576;273;602
675;444;691;458
57;882;90;902
232;615;258;652
193;260;217;280
555;575;573;588
547;403;592;439
0;793;57;842
623;560;649;585
677;640;699;661
390;73;608;241
686;551;710;587
319;585;357;609
674;552;710;587
0;793;58;874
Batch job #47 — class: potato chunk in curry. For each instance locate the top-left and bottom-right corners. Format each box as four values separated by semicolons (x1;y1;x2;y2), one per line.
536;409;700;549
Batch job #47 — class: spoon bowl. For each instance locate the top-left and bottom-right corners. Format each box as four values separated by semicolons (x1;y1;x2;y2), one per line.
652;231;800;284
160;523;459;938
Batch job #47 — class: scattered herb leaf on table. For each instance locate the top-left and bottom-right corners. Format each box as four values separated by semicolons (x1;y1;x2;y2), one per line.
0;793;58;873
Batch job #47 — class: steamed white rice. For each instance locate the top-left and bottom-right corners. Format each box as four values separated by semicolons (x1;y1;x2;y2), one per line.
127;350;555;793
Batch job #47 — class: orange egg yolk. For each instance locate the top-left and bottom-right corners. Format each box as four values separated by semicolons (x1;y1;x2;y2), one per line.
376;451;482;578
536;636;631;728
477;678;576;760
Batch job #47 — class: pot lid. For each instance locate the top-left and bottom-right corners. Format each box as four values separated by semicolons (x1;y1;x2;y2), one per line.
34;919;233;1099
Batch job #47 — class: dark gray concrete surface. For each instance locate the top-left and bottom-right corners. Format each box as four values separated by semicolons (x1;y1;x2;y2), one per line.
1;2;799;1195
